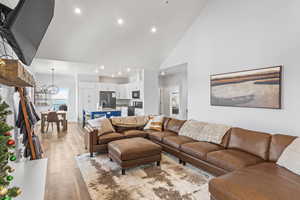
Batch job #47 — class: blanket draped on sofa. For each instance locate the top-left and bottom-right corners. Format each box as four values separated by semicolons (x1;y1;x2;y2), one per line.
179;120;231;144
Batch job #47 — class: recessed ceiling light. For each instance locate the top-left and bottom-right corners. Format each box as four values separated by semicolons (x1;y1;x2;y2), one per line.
127;68;131;72
111;74;115;78
161;71;166;76
74;7;81;15
100;65;105;70
117;18;124;25
151;26;157;33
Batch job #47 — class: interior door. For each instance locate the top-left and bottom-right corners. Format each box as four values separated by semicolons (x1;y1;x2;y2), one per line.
169;87;180;118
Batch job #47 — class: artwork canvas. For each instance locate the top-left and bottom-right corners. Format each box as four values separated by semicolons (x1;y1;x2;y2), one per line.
210;66;282;109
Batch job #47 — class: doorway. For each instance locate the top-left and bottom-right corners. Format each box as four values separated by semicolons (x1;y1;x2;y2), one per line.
159;63;188;120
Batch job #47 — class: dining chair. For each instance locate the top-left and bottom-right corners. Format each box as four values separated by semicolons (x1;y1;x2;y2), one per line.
46;112;62;132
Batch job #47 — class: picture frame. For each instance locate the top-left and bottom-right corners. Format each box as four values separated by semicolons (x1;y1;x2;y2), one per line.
210;66;282;109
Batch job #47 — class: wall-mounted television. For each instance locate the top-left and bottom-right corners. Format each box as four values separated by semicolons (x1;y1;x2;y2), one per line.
0;0;55;65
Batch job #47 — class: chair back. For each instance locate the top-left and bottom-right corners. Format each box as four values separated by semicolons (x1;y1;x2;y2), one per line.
47;112;59;122
59;104;68;111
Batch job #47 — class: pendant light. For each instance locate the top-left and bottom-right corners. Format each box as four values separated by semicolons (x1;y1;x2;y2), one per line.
46;68;59;95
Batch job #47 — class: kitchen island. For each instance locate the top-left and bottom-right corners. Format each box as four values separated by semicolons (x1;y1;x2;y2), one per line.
83;109;122;120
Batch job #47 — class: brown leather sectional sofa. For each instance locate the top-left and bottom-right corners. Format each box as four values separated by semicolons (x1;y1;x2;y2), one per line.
87;117;300;200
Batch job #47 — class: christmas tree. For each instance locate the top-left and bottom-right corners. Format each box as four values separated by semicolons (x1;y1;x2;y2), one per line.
0;97;21;200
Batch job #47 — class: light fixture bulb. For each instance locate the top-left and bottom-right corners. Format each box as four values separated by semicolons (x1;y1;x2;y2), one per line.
151;26;157;33
117;18;124;25
74;7;81;15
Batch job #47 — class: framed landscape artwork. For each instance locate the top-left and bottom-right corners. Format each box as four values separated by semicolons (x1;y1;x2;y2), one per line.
210;66;282;109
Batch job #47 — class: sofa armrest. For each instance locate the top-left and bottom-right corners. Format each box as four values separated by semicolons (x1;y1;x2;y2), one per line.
89;129;98;146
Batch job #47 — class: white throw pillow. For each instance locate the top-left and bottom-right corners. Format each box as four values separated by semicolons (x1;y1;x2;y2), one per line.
277;137;300;175
144;115;164;131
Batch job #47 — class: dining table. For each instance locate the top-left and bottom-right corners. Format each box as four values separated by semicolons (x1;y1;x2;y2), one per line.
40;111;68;133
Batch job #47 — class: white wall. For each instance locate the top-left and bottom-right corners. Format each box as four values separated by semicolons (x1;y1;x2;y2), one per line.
161;0;300;136
144;69;160;115
35;73;77;122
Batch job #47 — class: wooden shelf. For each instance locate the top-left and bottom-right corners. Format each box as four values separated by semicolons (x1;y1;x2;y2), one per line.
0;59;35;87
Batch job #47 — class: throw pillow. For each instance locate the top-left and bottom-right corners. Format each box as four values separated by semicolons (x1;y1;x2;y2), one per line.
97;118;116;136
144;115;164;131
277;137;300;175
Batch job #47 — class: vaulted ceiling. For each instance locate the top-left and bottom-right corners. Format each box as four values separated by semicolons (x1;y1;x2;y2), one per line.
34;0;206;72
1;0;207;74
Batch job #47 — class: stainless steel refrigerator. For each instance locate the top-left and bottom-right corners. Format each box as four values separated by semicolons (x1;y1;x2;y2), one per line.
100;91;116;109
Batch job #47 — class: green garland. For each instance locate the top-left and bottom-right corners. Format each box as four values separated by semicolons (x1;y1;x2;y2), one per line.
0;97;21;200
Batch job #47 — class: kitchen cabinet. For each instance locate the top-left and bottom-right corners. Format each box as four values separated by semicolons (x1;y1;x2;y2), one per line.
98;83;117;92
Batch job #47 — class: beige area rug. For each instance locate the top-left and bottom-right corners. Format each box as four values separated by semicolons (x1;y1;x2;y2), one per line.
76;153;213;200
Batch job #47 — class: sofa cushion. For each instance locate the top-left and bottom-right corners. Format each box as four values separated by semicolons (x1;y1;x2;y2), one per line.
165;118;186;133
209;162;300;200
207;149;263;172
181;142;224;160
111;116;138;126
163;136;195;149
98;133;125;144
148;131;177;142
97;118;116;136
269;134;297;162
122;130;148;138
108;138;162;161
228;128;271;160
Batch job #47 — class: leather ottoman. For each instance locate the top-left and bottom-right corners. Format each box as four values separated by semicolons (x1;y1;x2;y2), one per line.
108;138;162;175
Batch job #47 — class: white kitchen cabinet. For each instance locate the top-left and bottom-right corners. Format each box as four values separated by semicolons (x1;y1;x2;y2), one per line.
98;83;117;92
117;84;131;99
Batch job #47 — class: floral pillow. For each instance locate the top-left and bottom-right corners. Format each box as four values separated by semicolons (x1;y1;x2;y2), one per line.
144;115;164;131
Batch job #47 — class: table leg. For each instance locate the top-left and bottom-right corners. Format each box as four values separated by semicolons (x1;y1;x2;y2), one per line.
63;114;67;131
41;116;45;133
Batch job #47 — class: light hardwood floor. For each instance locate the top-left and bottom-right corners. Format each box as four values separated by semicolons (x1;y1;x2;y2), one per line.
38;123;91;200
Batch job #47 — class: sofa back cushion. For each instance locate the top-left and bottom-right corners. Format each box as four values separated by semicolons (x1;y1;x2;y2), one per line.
144;115;164;131
220;130;231;148
165;118;186;133
228;128;271;160
163;117;171;131
269;134;297;162
97;118;116;136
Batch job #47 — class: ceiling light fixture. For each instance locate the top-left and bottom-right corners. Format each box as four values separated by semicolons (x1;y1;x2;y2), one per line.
74;7;81;15
111;74;115;78
100;65;105;70
160;71;166;76
127;68;131;72
151;26;157;33
118;71;122;76
46;68;59;95
117;18;124;25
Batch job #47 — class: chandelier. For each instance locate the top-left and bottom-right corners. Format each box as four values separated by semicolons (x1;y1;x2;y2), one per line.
46;68;59;95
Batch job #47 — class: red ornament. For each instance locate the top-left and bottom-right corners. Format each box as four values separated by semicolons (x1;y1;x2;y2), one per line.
7;139;15;146
4;132;11;137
